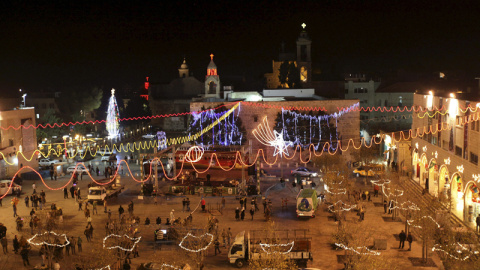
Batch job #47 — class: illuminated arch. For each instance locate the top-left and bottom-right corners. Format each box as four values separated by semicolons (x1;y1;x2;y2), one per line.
438;165;449;194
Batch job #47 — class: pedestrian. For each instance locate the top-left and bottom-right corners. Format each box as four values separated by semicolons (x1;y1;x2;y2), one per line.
383;200;387;214
407;233;413;251
24;196;29;207
20;246;30;266
254;197;259;211
263;199;267;213
214;239;221;255
221;197;226;209
53;261;60;270
54;170;58;181
399;230;406;249
84;227;91;242
476;214;480;233
241;208;245;221
50;168;54;180
249;207;255;220
239;197;244;208
70;186;75;198
154;196;157;205
227;228;232;246
65;239;70;255
243;197;247;209
201;197;206;212
1;236;7;254
170;209;175;222
63;187;68;199
186;198;191;211
13;235;19;254
235;207;240;221
367;192;371;202
118;205;124;220
12;203;17;217
70;237;76;254
182;198;186;212
78;201;83;211
77;236;82;252
108;209;112;221
96;167;99;177
92;201;98;215
388;200;393;214
221;229;227;248
32;182;36;194
374;184;379;197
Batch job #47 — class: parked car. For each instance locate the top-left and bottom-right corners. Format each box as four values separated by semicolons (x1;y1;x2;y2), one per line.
291;167;318;177
38;158;59;168
66;164;90;175
101;154;116;162
0;180;22;195
142;134;156;139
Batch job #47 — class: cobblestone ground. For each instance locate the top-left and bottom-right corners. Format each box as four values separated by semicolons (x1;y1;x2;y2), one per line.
0;170;444;270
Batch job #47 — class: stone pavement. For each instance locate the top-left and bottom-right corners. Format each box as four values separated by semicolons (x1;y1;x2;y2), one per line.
0;173;445;269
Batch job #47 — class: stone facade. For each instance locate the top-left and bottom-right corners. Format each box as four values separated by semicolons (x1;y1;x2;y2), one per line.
190;100;360;162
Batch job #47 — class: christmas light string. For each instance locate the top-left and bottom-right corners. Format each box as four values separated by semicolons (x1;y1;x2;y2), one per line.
432;242;480;261
103;234;141;252
334;243;381;256
91;266;111;270
337;105;446;113
242;101;327;112
382;186;404;198
259;241;295;254
178;232;214;253
370;179;391;187
361;114;413;123
391;200;420;211
27;231;70;247
159;264;181;270
328;201;357;212
407;216;441;229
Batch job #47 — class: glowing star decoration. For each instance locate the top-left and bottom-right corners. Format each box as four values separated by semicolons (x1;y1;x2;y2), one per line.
103;234;141;252
179;232;214;253
457;165;464;173
253;117;293;157
407;216;441;229
422;146;427;152
28;231;70;247
445;157;451;165
334;243;381;256
435;151;438;158
415;143;419;149
432;242;480;261
106;89;120;140
260;241;295;254
473;174;480;182
328;201;357;213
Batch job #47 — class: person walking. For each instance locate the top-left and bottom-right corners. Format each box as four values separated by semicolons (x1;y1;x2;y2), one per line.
383;200;388;214
263;199;267;213
84;227;91;242
249;207;255;220
104;200;108;213
20;246;30;266
214;239;221;255
64;187;68;199
118;205;124;220
407;233;413;251
12;203;17;217
70;186;75;198
170;209;175;222
201;198;206;212
221;197;226;210
70;237;76;254
182;198;186;212
1;236;7;254
32;182;36;194
13;235;19;254
186;198;190;211
235;207;240;221
227;228;232;246
96;167;100;177
221;229;227;248
24;196;29;207
239;197;244;209
240;208;245;221
54;170;58;181
77;236;82;252
78;201;83;211
254;197;259;211
92;201;98;215
398;230;406;249
476;214;480;233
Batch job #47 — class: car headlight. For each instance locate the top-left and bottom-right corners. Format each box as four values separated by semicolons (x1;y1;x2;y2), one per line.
312;173;318;177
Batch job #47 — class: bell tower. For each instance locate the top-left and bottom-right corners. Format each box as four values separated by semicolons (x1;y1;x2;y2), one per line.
178;58;189;78
204;54;221;98
296;23;312;86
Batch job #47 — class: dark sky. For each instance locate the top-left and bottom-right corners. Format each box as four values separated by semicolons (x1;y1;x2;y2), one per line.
0;0;479;92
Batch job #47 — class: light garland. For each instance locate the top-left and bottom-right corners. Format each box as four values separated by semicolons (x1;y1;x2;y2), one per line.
415;143;419;149
178;232;214;253
334;243;381;256
473;174;480;182
185;146;204;163
91;266;111;270
27;231;70;247
422;146;428;152
328;201;357;212
259;241;295;254
432;242;480;261
382;186;404;198
435;151;438;158
457;165;464;173
103;234;141;252
407;216;441;229
391;200;420;211
253;117;293;157
370;179;391;186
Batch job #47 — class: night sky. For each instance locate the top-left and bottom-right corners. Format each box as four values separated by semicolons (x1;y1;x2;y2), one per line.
1;0;479;92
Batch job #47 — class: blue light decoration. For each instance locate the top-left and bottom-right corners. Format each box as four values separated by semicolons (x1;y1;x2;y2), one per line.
274;103;359;150
186;103;245;147
157;131;167;150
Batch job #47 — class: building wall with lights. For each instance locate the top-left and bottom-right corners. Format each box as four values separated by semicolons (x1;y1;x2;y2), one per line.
411;93;480;226
190;99;360;160
0;108;38;178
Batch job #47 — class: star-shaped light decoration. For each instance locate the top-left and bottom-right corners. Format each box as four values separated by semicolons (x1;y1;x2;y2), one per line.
423;146;428;152
457;165;464;173
271;130;293;157
253;117;293;157
435;151;438;158
445;157;451;165
415;143;419;149
473;174;480;182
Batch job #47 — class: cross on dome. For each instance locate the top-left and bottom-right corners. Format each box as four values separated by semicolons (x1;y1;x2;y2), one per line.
210;54;214;60
301;23;306;29
111;88;115;95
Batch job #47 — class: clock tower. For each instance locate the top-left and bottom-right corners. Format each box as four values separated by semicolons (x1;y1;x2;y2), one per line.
296;23;312;87
204;54;221;98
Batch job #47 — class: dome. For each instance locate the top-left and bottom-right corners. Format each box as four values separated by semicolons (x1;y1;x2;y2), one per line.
180;58;188;69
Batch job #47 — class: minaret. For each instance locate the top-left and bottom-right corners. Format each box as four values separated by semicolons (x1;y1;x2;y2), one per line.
178;58;189;78
297;23;312;86
204;54;221;98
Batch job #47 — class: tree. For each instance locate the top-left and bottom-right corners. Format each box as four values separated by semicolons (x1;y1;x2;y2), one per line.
278;61;300;89
36;108;65;143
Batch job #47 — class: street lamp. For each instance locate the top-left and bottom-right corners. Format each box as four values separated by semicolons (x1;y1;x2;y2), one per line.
21;93;27;108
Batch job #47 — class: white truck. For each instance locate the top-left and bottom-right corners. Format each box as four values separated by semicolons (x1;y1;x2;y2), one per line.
87;180;124;201
228;230;312;268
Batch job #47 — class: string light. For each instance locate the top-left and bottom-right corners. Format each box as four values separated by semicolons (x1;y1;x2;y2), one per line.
91;266;111;270
328;201;357;212
259;242;295;254
185;146;204;163
178;233;214;253
370;179;391;186
159;264;181;270
334;243;381;256
382;186;404;198
432;242;480;261
103;234;141;252
27;231;70;247
473;174;480;182
106;89;120;139
422;146;427;152
407;216;441;229
391;200;420;211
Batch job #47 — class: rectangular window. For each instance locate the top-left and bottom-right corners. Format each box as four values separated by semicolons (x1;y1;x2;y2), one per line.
432;136;437;146
253;116;258;122
455;146;463;157
471;152;478;165
472;121;476;130
345;89;349;94
442;140;448;150
9;139;14;147
384;100;388;106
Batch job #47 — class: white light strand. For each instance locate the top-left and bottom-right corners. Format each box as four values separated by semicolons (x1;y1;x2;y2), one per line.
390;200;420;211
382;186;404;198
91;266;111;270
259;241;295;254
432;242;479;261
422;146;427;152
253;117;293;157
160;264;182;270
328;200;357;212
27;231;70;247
103;234;141;252
473;174;480;182
185;146;204;163
407;216;441;229
334;243;381;256
370;179;391;186
178;232;214;253
435;151;438;158
325;188;347;195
